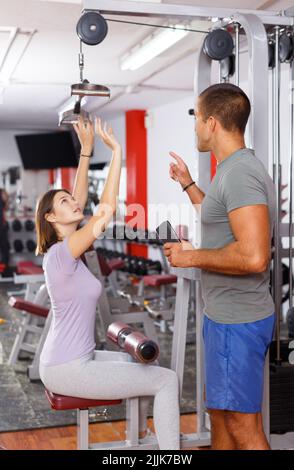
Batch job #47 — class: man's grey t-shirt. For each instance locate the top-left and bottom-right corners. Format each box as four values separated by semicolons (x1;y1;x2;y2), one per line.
200;148;275;324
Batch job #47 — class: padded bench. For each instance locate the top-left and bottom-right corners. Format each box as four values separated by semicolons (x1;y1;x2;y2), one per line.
108;258;125;271
17;261;43;275
8;296;49;318
142;274;177;287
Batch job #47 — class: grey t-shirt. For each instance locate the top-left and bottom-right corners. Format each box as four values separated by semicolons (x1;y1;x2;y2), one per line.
200;148;275;324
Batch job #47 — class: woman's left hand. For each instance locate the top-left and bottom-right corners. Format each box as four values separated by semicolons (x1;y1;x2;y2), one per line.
95;117;121;152
73;115;95;156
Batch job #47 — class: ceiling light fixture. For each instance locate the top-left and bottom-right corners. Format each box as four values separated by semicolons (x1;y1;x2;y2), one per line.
121;24;189;71
0;29;35;85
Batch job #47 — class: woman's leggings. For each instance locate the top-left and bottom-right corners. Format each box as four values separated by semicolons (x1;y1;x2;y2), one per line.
39;350;180;450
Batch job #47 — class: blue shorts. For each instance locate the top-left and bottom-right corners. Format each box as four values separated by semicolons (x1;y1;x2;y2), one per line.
203;314;276;413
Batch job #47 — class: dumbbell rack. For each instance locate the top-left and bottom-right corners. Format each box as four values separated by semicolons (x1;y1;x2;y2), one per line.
7;215;40;266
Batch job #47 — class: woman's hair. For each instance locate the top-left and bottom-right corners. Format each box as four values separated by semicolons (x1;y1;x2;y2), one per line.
35;189;71;255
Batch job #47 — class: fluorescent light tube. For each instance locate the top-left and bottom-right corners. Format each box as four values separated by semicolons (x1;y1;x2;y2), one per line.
121;25;189;71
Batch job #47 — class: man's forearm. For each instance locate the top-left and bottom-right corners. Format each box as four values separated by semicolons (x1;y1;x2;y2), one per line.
184;183;205;206
185;242;267;275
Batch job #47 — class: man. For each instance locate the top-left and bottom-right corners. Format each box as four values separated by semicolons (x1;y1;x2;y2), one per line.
164;83;276;450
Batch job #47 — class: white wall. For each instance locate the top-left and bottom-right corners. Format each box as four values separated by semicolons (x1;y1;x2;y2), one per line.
93;114;126;163
147;95;199;245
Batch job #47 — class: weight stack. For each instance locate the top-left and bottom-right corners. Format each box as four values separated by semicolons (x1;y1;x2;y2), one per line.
270;340;294;434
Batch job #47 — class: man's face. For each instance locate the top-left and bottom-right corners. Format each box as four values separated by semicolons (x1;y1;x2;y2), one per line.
194;99;213;153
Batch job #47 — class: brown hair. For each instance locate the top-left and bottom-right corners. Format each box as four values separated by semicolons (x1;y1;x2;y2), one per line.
199;83;251;133
35;189;71;255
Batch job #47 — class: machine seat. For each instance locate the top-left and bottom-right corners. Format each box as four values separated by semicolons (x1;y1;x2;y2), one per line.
45;389;122;410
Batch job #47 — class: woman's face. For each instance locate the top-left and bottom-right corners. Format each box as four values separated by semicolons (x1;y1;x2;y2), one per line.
47;191;84;226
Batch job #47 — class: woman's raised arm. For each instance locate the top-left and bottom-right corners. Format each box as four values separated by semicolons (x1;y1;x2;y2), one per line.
72;116;95;212
68;118;122;259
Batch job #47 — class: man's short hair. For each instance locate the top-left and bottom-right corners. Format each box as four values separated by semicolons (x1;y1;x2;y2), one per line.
199;83;251;133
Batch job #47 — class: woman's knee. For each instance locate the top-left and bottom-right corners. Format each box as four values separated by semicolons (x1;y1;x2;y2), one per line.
159;368;179;392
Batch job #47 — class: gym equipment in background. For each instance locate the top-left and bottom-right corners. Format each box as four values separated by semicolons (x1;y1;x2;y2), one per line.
59;13;110;127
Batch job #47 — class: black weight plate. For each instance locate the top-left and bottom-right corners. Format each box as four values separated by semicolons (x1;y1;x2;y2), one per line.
26;240;36;253
279;33;293;63
76;12;108;46
12;219;22;232
203;29;234;61
24;219;34;232
13;239;24;253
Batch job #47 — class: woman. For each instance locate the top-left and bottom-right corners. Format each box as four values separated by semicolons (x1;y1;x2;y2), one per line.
36;117;180;450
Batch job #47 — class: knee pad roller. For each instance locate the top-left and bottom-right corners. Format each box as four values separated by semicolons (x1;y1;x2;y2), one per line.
107;321;159;364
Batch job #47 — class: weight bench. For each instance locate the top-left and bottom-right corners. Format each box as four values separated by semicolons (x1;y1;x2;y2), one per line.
8;290;51;381
45;389;155;450
138;274;177;333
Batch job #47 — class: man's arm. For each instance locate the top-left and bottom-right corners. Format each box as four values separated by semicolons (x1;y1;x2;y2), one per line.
183;182;205;206
169;151;205;206
164;204;271;275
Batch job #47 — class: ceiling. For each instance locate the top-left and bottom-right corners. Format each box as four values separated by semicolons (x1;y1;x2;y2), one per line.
0;0;292;130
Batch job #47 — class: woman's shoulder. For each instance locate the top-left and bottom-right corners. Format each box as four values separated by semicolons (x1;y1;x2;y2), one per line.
42;241;60;271
43;238;78;275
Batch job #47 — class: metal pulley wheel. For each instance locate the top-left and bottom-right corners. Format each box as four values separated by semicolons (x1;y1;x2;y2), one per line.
279;33;294;63
203;29;234;61
76;11;108;46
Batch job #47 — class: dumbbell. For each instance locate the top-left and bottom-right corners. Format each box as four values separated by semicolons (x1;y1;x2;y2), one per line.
107;321;159;364
137;258;148;276
14;240;24;253
24;220;35;232
26;240;36;253
146;259;162;274
128;256;139;274
12;219;22;232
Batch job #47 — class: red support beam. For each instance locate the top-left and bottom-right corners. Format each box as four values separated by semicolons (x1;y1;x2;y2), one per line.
211;152;217;180
125;110;148;258
60;168;76;193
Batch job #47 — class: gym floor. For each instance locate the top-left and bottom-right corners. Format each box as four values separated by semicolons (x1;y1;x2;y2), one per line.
0;414;204;451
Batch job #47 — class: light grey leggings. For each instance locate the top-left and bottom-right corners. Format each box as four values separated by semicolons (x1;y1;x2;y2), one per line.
39;350;180;450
